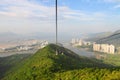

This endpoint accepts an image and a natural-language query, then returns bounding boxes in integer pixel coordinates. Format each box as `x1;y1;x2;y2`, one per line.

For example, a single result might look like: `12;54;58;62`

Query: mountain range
0;32;75;43
85;32;112;42
96;30;120;47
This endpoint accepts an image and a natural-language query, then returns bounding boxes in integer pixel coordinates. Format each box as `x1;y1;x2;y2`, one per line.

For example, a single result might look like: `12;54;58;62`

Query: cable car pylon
55;0;58;55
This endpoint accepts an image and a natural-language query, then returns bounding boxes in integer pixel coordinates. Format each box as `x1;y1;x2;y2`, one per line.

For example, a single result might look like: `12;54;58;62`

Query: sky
0;0;120;35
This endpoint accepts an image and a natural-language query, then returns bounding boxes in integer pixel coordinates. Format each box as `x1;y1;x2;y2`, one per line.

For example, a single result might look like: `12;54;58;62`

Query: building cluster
70;38;117;54
93;43;115;54
71;38;91;47
16;40;48;51
0;40;49;52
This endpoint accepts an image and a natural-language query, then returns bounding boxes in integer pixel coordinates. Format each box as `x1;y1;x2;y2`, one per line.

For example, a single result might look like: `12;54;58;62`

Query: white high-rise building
93;43;115;54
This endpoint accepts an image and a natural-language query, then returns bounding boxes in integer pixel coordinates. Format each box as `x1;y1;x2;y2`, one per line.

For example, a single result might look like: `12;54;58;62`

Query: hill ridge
1;44;116;80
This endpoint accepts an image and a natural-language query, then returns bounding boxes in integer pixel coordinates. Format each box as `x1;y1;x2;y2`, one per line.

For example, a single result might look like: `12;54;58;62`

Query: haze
0;0;120;35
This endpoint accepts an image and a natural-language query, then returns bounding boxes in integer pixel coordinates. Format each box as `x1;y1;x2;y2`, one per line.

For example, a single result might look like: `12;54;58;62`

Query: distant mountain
85;32;112;42
0;32;74;43
28;32;76;42
0;32;54;43
0;32;25;43
113;30;120;34
0;32;19;39
0;32;17;36
1;44;120;80
96;30;120;47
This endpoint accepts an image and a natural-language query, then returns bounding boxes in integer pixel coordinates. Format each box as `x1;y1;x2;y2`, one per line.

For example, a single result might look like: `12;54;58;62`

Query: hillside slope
96;31;120;47
1;44;120;80
85;32;112;41
0;54;31;79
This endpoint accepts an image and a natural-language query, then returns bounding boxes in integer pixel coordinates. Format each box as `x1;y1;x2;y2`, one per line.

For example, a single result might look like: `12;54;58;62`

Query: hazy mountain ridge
113;30;120;34
0;32;26;43
85;32;112;41
0;32;74;43
96;30;120;47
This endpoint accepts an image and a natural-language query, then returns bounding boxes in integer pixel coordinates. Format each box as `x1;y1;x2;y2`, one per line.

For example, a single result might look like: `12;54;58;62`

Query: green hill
1;44;120;80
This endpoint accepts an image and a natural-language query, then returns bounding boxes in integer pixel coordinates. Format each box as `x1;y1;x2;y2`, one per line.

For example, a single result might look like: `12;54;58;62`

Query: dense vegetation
0;44;120;80
0;54;32;79
101;54;120;66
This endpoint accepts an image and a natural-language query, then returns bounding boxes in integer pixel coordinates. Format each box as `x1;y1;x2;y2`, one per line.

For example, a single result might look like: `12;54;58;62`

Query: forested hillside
1;44;120;80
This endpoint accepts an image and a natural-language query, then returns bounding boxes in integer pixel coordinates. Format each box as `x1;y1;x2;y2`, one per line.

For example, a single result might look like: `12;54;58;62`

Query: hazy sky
0;0;120;35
